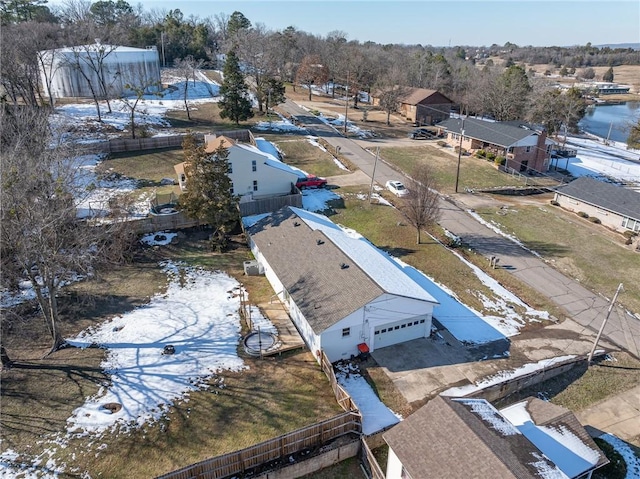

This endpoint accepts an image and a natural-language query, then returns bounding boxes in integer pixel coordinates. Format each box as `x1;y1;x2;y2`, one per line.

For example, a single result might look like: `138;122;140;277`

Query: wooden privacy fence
155;411;361;479
131;212;201;235
360;437;385;479
320;351;360;413
238;192;303;217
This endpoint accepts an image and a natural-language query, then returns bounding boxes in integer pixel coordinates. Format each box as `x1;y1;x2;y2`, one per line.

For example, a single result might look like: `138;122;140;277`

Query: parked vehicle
408;128;435;140
296;174;327;189
385;180;409;197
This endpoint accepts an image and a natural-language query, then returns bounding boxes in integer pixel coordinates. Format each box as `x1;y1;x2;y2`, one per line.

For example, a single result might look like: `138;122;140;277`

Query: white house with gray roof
244;207;439;363
554;177;640;233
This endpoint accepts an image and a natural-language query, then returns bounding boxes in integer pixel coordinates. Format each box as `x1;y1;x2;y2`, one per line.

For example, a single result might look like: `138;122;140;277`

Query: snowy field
4;73;640;477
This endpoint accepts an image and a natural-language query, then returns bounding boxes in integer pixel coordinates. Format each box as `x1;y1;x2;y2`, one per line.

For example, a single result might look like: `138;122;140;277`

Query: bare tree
66;42;119;120
0;107;135;354
295;54;329;101
402;164;441;244
120;73;163;139
174;55;203;120
375;64;409;125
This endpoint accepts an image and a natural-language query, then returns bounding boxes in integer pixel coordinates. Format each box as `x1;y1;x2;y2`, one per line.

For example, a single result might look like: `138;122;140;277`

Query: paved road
279;99;640;358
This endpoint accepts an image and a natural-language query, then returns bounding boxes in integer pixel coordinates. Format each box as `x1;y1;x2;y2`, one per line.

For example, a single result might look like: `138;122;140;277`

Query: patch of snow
65;262;247;434
139;231;177;246
529;452;570;479
301;188;341;212
441;355;576;397
563;136;640;184
334;362;400;435
455;398;520;436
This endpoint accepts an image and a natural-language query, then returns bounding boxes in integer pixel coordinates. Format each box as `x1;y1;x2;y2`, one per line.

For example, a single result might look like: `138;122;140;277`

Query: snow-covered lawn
335;362;400;435
563;136;640;184
66;261;248;434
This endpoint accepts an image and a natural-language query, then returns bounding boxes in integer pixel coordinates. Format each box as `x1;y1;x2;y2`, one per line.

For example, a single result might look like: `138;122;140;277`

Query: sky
122;0;640;48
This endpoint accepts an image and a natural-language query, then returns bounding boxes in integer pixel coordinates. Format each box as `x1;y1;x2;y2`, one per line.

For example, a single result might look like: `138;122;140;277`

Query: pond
579;101;640;144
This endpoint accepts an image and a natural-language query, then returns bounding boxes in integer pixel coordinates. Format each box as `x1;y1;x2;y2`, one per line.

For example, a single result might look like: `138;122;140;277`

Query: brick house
437;117;554;173
371;87;453;125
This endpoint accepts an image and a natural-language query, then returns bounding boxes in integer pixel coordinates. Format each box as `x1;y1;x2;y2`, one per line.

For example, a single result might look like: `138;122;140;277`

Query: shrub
550;200;560;206
486;152;496;161
454;146;467;155
593;438;627;479
437;140;447;147
476;149;486;158
495;156;506;166
588;217;601;224
577;211;589;218
623;230;638;239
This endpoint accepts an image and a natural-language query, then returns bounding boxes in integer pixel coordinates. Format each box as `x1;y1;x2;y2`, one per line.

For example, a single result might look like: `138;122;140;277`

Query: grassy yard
273;136;349;178
332;185;563;326
0;235;341;478
379;144;558;194
472;202;640;314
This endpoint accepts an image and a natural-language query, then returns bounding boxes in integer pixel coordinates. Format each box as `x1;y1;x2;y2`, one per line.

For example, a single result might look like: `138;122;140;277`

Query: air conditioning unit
243;260;264;276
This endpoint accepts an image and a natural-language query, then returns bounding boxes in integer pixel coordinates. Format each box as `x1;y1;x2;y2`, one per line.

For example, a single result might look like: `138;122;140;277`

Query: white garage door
373;318;426;350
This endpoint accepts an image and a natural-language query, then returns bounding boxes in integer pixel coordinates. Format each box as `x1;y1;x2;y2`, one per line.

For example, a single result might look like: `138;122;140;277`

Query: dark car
296;174;327;189
408;128;435;140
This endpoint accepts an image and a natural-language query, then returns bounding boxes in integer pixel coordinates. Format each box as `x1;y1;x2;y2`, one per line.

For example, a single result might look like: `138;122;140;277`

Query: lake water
579;101;640;144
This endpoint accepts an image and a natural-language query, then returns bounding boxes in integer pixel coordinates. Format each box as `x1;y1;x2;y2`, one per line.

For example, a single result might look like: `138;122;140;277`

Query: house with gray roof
383;395;608;479
437;117;554;173
554;177;640;234
244;206;439;363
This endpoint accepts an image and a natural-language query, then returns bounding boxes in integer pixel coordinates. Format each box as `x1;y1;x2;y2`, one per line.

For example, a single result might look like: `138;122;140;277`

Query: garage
374;318;427;350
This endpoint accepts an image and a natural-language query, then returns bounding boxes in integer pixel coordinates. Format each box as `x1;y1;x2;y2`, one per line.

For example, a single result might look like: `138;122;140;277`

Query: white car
385;180;409;197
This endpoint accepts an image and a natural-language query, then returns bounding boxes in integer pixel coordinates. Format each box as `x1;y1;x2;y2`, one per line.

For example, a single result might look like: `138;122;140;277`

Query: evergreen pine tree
602;67;614;83
219;50;254;125
627;119;640;150
178;134;239;251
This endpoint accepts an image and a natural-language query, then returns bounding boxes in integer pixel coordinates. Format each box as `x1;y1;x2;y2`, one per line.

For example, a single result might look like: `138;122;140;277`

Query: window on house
414;321;419;326
227;163;233;174
252;160;257;172
401;324;406;328
381;329;387;333
253;180;258;191
229;183;234;195
419;319;425;324
394;326;399;330
342;327;350;337
526;146;532;153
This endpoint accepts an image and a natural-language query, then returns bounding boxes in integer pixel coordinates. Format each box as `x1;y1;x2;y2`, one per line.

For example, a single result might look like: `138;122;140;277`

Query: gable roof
245;207;437;334
554;177;640;221
204;135;236;153
399;87;452;106
383;396;606;479
438;117;539;148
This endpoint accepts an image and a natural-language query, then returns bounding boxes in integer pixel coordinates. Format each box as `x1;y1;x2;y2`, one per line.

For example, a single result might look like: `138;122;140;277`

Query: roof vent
316;239;324;245
294;221;300;227
340;263;349;269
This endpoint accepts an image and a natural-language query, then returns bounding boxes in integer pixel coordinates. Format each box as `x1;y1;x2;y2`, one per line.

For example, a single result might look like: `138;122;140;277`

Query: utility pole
344;71;349;135
161;32;166;68
369;147;380;203
454;116;465;193
587;283;623;364
605;121;613;145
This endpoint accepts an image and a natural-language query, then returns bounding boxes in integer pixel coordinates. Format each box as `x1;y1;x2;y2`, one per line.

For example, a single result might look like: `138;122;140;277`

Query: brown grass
472;202;640;314
0;234;341;478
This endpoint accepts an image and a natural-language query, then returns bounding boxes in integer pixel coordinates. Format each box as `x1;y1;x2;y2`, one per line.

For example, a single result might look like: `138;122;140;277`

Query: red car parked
296;174;327;189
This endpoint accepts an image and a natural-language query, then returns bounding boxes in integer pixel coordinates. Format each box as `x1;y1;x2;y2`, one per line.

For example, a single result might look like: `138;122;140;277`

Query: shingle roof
438;117;539;148
399;87;439;105
245;207;437;334
383;396;607;479
554;177;640;221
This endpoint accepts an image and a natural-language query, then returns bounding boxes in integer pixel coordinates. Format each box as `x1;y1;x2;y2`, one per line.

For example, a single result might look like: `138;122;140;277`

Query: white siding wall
512;135;539;148
385;448;404;479
229;148;298;199
554;193;631;233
